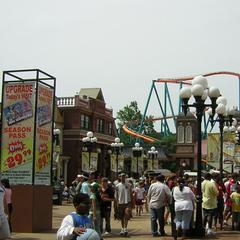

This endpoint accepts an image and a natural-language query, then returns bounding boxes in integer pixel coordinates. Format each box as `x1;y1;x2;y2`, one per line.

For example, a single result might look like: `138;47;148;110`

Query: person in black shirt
100;177;115;235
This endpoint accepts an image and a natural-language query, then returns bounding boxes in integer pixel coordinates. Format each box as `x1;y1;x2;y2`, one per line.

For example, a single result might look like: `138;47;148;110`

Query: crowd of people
0;169;238;239
56;171;240;240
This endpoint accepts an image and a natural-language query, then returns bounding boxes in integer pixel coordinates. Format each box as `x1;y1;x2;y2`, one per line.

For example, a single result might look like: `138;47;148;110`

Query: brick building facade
57;88;116;184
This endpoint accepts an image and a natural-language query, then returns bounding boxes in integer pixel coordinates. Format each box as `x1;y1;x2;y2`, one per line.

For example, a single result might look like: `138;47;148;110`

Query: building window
97;118;104;133
107;122;113;135
177;125;184;143
81;115;90;130
185;125;192;143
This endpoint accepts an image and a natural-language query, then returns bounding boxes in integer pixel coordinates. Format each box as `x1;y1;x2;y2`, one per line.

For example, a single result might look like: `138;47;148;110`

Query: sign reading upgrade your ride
1;82;36;184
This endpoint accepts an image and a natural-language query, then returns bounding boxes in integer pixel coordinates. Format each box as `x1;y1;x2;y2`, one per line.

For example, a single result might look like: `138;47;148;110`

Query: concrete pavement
11;202;240;240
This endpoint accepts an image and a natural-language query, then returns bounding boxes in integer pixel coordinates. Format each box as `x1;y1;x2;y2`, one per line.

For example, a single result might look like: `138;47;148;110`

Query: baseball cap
77;174;87;179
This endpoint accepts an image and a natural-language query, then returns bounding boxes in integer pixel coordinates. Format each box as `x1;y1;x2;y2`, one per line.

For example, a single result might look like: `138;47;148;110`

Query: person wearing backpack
57;193;100;240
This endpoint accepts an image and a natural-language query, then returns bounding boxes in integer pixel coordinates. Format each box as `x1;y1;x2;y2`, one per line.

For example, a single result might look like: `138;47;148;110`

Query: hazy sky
1;0;240;130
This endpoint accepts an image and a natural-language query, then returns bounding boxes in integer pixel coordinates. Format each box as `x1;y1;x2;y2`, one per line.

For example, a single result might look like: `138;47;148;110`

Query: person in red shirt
224;174;238;226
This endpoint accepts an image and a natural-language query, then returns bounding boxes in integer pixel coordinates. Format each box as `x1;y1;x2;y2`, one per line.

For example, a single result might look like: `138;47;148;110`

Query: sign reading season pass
1;82;36;184
34;83;54;185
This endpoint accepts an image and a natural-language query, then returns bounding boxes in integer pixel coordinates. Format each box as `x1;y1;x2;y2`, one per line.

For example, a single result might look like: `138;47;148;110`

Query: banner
110;154;115;172
110;154;124;172
131;156;143;175
223;142;235;164
235;145;240;168
138;156;144;174
1;82;36;184
90;152;98;172
207;132;235;173
82;152;89;172
147;159;158;171
147;160;153;171
118;155;124;172
82;152;98;172
34;83;54;185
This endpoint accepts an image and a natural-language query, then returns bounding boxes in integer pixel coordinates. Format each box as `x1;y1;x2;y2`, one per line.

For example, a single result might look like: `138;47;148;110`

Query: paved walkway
11;202;240;240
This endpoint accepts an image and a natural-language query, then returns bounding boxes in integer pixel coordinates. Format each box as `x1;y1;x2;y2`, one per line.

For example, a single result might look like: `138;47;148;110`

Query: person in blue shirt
81;172;95;196
57;193;99;240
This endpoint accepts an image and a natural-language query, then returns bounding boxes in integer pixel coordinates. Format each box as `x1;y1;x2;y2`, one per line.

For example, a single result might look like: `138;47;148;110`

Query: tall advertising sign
34;83;54;185
1;82;36;184
207;132;235;173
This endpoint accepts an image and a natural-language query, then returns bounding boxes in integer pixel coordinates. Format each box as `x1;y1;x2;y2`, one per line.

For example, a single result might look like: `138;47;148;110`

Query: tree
116;101;156;144
116;101;141;129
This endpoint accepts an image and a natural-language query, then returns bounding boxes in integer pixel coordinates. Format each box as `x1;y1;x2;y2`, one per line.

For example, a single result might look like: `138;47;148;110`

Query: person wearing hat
81;172;95;197
75;174;87;194
115;173;133;236
89;182;102;239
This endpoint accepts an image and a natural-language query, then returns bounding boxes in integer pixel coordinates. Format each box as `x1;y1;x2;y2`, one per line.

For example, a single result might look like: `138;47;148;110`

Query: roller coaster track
155;71;240;82
122;125;160;143
123;71;240;141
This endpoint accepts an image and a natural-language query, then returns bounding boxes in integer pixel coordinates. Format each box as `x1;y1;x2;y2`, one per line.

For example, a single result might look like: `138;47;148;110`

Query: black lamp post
82;131;97;172
53;128;61;178
53;128;61;146
132;142;143;178
179;160;187;177
148;146;158;170
180;76;220;237
208;104;237;182
111;137;124;176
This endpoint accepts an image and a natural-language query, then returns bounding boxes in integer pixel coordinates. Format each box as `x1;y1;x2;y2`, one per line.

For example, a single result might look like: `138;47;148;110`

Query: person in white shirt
115;173;133;236
147;175;171;237
173;177;195;239
0;184;11;240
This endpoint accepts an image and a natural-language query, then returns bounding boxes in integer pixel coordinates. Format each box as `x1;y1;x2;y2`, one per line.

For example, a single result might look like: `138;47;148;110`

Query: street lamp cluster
148;146;158;170
179;75;221;237
132;143;143;178
82;131;97;172
111;137;124;175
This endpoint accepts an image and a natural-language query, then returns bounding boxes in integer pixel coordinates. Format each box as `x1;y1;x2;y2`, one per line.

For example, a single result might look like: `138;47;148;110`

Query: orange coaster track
155;71;240;83
122;125;160;143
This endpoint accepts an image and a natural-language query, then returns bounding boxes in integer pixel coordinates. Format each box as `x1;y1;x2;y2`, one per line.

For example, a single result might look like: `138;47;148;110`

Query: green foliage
116;101;156;144
116;101;141;129
116;101;176;150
